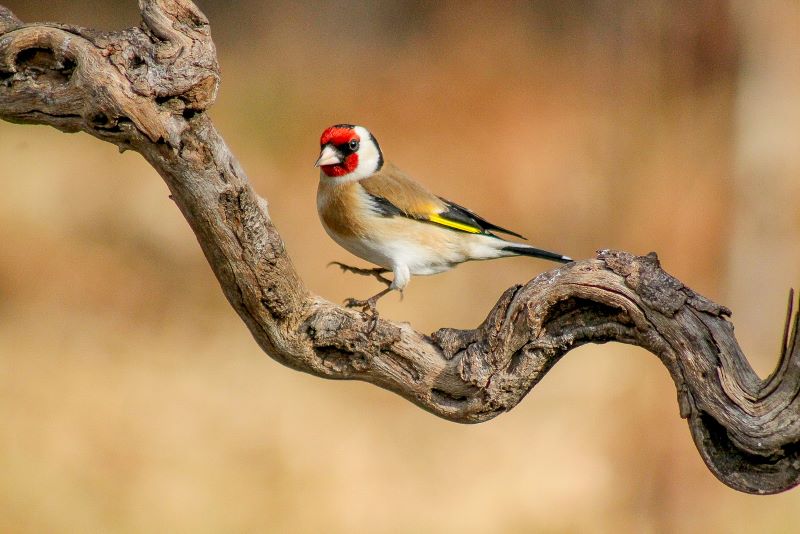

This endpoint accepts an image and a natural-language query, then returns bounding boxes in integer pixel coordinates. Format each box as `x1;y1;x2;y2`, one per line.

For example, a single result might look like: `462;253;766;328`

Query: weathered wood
1;0;798;495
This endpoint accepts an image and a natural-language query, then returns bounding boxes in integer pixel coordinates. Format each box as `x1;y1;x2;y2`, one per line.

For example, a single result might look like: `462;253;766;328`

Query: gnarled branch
1;1;798;495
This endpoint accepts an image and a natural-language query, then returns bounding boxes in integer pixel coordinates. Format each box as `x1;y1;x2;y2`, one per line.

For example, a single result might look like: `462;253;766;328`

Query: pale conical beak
314;145;342;167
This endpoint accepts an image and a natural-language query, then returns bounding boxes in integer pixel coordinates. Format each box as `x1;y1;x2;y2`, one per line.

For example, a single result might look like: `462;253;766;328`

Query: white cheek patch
352;125;382;179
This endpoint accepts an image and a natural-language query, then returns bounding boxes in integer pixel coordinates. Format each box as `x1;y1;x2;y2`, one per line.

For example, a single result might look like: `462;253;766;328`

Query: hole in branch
16;47;55;68
543;296;631;338
90;113;109;125
508;348;528;375
60;58;76;76
180;8;207;29
92;115;133;134
15;48;75;83
130;53;145;68
697;411;791;467
431;388;470;408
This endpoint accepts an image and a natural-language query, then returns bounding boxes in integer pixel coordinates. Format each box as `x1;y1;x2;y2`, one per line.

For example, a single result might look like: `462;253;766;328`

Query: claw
343;286;393;324
329;261;392;287
344;296;379;316
344;296;381;330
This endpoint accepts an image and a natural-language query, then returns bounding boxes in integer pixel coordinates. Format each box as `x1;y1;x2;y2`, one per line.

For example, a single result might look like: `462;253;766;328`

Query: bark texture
1;1;799;495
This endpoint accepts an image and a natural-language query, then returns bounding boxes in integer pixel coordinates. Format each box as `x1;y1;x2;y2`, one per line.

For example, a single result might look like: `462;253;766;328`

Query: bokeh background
1;0;799;532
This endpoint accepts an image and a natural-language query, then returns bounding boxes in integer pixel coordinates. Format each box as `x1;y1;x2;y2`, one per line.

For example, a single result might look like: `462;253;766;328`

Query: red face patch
320;125;359;147
321;154;358;177
319;125;361;177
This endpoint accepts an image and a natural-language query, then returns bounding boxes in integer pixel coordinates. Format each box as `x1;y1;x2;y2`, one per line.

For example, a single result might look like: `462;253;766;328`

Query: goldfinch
315;124;571;314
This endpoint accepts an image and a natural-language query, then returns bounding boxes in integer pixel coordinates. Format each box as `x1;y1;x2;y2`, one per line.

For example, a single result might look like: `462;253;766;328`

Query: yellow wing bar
428;214;482;234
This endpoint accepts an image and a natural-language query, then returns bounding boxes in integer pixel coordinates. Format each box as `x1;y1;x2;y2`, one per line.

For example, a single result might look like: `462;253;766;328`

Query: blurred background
1;0;799;531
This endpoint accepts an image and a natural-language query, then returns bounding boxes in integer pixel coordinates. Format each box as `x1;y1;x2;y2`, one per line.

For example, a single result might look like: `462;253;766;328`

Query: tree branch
1;0;798;495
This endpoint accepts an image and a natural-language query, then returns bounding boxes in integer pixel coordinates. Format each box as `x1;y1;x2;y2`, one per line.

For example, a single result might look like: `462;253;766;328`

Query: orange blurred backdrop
1;1;799;531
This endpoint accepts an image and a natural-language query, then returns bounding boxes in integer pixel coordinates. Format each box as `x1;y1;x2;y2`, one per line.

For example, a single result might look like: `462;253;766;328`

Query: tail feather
502;244;572;264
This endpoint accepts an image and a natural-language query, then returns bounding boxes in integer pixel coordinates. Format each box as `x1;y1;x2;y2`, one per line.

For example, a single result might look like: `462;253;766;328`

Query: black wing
436;197;527;239
363;186;526;239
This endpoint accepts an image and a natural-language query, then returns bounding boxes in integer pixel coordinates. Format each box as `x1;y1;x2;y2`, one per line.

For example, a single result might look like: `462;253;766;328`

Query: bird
315;123;572;315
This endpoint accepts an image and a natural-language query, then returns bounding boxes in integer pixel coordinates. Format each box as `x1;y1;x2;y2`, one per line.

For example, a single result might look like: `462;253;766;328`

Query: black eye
349;139;359;151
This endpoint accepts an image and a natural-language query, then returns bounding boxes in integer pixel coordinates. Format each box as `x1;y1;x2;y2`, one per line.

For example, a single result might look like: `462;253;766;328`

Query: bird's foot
329;261;392;287
344;296;380;317
344;295;382;330
343;287;392;329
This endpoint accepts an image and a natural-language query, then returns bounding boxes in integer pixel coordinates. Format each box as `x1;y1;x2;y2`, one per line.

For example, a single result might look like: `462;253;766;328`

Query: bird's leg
328;261;392;287
344;287;394;318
